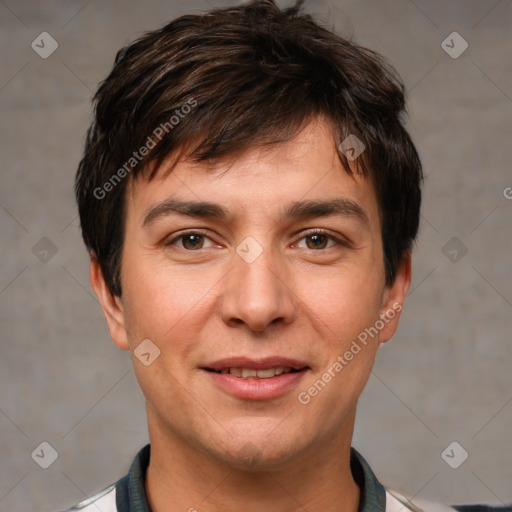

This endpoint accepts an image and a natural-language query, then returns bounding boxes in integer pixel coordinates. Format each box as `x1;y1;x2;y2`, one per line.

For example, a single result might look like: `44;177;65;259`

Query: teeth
215;367;298;379
255;368;276;379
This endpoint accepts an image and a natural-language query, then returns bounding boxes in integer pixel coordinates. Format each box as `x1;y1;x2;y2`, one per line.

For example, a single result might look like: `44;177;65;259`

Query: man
67;0;509;511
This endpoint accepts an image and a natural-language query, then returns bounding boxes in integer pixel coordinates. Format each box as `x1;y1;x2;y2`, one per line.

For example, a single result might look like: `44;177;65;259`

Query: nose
219;245;297;332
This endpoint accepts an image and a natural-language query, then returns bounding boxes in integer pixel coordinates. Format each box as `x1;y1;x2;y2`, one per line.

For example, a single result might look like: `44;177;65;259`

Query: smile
203;366;309;400
206;367;303;379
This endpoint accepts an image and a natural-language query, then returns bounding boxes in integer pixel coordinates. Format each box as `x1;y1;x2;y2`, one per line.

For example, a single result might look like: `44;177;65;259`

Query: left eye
295;232;343;250
167;232;215;250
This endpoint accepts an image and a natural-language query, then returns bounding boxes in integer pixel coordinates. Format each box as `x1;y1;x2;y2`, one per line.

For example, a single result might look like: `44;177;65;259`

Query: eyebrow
142;198;369;228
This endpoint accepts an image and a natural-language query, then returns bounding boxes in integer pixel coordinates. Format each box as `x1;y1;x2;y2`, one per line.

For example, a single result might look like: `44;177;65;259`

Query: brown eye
166;231;214;250
295;230;349;251
181;234;205;250
305;233;329;250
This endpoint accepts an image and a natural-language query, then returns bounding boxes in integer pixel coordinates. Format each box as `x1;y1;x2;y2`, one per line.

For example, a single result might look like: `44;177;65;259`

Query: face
91;117;410;470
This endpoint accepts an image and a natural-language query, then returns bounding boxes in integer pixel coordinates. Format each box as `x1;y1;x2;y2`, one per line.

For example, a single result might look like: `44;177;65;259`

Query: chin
208;430;306;471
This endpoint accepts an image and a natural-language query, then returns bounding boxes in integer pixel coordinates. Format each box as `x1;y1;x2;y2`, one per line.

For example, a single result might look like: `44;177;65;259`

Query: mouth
201;357;310;400
203;366;307;379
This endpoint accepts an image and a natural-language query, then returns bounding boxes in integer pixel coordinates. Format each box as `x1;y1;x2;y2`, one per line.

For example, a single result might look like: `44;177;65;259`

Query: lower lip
203;369;309;400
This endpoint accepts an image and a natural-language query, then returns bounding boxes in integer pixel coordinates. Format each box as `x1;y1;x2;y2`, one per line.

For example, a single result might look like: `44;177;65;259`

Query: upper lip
203;357;310;371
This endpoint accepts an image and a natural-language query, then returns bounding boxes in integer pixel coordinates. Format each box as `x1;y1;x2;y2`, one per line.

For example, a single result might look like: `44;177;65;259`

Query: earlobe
378;253;412;345
89;254;130;351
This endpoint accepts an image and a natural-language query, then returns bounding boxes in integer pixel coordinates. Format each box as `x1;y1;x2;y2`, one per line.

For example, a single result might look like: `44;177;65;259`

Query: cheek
120;258;221;369
123;257;200;325
122;270;207;405
295;264;384;341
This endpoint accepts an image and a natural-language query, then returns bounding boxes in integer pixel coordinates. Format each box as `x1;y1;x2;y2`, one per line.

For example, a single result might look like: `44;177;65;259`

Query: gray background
1;0;511;510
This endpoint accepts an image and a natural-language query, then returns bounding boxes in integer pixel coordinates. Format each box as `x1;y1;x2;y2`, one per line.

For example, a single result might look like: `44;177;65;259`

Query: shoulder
59;444;150;512
60;483;117;512
352;447;510;512
387;489;457;511
386;489;512;512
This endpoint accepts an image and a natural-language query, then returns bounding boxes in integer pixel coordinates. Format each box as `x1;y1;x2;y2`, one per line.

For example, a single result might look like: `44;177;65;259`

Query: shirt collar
115;444;387;512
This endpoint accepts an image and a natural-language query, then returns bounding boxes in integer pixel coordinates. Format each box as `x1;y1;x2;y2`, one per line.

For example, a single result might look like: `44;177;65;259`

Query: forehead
126;118;380;230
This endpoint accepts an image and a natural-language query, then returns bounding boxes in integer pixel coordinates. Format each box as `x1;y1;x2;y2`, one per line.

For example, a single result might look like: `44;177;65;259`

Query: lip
201;356;310;401
204;368;309;400
203;356;309;371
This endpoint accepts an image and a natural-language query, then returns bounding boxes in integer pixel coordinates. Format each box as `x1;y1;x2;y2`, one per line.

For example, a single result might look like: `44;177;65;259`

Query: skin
90;116;411;512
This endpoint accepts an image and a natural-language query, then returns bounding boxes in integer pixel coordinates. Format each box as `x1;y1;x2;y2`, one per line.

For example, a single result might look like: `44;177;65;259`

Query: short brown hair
75;0;422;297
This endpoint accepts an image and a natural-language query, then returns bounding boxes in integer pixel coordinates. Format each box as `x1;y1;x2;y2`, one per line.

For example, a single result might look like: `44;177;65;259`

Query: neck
145;413;360;512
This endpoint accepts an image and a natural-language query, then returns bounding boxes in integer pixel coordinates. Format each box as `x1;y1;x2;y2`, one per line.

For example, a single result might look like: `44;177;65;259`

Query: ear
378;252;411;345
89;254;130;351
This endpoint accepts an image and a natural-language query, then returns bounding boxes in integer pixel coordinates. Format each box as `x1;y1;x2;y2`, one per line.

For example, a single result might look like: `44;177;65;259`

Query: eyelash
299;229;351;249
165;230;212;249
165;229;350;250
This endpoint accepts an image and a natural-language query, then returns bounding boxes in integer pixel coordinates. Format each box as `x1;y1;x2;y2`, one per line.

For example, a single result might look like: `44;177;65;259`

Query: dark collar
115;444;387;511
